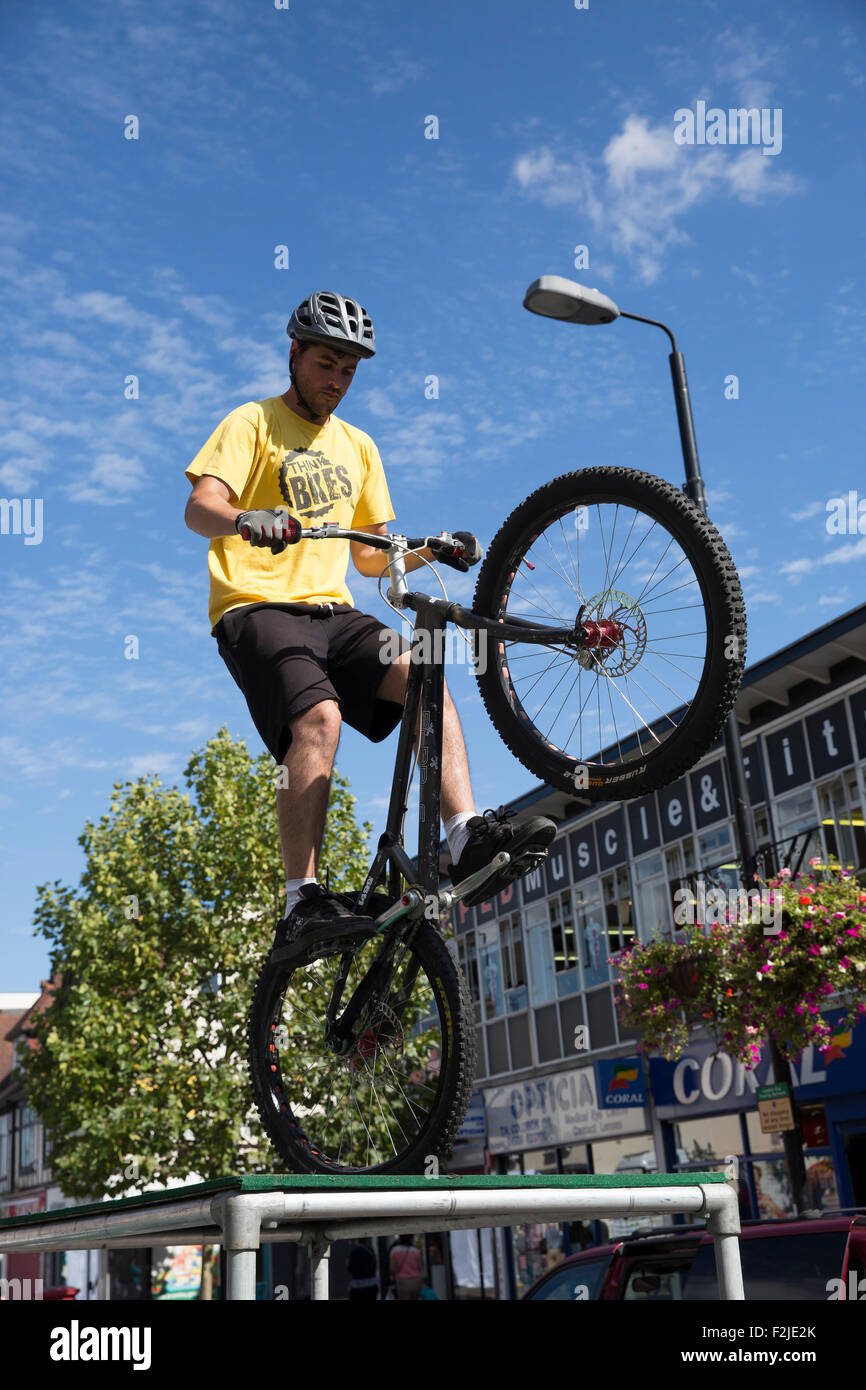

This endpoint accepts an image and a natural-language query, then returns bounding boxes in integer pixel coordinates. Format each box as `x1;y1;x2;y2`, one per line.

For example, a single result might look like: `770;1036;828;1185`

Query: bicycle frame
298;525;577;913
281;524;580;1056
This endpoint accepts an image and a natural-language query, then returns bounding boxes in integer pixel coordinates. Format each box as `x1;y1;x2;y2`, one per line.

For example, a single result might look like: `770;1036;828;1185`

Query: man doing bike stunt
184;290;555;950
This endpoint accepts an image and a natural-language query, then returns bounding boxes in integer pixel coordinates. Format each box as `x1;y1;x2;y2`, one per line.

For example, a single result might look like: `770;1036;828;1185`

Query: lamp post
523;276;809;1214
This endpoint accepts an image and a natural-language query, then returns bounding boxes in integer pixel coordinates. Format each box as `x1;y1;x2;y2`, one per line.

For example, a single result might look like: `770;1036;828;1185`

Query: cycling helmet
286;291;376;358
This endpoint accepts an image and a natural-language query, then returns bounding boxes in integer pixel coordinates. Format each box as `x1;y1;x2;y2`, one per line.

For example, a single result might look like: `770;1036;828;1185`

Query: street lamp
524;275;809;1213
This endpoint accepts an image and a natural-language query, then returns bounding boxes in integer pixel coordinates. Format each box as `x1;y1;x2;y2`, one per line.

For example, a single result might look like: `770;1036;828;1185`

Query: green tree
18;727;372;1202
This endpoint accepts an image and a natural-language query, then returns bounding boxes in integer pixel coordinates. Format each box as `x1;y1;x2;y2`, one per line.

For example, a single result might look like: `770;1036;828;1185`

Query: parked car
523;1212;864;1301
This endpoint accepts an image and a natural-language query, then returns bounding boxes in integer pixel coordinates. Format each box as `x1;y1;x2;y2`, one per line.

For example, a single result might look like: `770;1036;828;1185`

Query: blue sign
455;1090;487;1144
650;1011;864;1120
595;1057;647;1108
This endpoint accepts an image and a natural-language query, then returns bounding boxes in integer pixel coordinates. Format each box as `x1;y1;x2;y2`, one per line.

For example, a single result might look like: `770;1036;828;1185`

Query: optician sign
484;1064;647;1154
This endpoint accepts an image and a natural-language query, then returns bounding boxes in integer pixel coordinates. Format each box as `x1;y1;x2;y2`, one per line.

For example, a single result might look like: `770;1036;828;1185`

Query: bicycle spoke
486;491;718;771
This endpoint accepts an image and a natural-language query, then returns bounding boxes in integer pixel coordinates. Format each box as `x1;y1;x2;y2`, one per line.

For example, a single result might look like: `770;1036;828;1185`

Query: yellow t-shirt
185;396;395;632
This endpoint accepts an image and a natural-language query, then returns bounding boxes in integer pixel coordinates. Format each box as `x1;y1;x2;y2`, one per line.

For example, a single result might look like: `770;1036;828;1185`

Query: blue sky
2;0;864;988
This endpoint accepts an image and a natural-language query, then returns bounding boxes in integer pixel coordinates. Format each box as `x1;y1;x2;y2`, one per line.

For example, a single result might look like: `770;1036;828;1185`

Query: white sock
285;876;317;915
444;811;478;864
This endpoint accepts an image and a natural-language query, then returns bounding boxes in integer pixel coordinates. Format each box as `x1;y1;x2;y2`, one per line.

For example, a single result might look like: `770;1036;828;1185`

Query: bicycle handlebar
248;519;465;554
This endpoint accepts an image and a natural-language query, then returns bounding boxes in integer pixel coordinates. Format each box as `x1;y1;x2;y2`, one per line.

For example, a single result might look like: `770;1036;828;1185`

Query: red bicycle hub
579;617;623;651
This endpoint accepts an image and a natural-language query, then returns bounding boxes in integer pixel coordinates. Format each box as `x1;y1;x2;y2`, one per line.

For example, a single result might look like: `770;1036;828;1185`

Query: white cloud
512;112;801;284
66;451;147;506
731;266;761;287
788;501;827;522
780;537;866;576
126;752;183;779
369;53;425;96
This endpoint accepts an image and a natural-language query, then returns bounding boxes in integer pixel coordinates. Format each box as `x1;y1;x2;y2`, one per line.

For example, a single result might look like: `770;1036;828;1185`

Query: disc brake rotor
344;1002;404;1073
576;589;647;677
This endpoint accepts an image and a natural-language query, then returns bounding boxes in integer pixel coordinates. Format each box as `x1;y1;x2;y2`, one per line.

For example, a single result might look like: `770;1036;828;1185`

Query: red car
522;1212;864;1301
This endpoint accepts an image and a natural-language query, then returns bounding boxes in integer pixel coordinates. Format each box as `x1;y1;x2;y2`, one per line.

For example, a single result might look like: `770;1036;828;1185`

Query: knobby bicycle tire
472;467;746;801
248;918;476;1175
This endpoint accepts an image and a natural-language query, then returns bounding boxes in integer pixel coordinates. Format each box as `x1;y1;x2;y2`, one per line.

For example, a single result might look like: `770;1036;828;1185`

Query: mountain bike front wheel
472;467;746;801
248;916;475;1174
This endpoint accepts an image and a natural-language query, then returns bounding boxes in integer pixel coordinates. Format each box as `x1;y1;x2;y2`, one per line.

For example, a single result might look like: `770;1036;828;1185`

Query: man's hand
429;531;483;572
234;508;301;554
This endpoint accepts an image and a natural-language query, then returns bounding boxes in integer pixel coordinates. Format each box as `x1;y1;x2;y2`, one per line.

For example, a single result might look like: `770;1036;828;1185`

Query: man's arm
184;475;243;538
350;522;433;577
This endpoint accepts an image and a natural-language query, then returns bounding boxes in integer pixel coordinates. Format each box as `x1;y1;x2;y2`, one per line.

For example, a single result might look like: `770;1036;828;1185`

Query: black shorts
214;601;411;763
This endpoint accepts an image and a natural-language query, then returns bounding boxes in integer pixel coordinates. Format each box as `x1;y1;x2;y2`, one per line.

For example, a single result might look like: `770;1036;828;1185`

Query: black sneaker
449;807;557;907
272;883;379;955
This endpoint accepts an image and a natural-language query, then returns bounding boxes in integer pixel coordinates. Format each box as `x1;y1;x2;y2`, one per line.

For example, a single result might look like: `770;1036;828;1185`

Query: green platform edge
0;1171;727;1231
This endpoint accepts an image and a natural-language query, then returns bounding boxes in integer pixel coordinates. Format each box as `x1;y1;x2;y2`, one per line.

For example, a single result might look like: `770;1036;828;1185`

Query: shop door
840;1122;866;1207
817;774;866;874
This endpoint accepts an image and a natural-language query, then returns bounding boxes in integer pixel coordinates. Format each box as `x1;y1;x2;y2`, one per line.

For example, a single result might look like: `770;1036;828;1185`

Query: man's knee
286;699;342;749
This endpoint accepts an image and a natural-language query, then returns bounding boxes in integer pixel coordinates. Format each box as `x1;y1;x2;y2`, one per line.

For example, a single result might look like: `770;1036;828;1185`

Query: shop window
574;882;607;988
697;825;734;863
671;1114;744;1165
511;1149;568;1296
633;852;673;943
772;787;821;871
800;1104;829;1149
817;772;866;874
664;844;686;920
745;1111;788;1157
0;1112;10;1187
590;1133;655;1239
18;1106;37;1174
748;1159;795;1220
525;903;556;1007
550;890;579;996
459;932;482;1020
804;1155;839;1211
591;1133;655;1176
500;913;528;1013
477;923;504;1019
602;866;633;957
560;1143;590;1175
695;828;738;899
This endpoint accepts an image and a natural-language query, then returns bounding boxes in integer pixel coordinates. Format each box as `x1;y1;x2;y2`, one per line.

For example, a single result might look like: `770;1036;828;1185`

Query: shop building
442;603;866;1297
0;986;101;1298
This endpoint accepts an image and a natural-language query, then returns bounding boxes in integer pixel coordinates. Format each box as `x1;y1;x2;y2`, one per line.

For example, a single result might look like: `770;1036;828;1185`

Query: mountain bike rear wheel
472;467;745;801
248;916;475;1174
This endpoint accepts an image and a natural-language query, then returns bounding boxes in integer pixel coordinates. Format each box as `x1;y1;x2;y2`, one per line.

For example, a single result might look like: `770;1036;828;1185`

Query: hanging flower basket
611;870;866;1065
668;953;704;1001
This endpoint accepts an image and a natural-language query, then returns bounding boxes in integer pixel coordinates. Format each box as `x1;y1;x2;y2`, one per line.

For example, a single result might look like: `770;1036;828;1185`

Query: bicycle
247;466;746;1173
